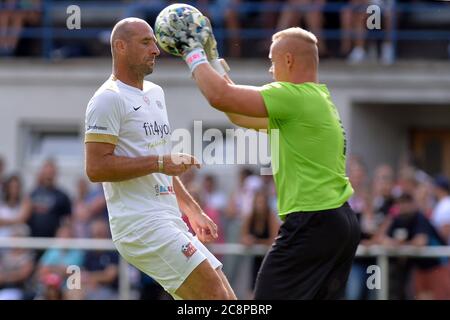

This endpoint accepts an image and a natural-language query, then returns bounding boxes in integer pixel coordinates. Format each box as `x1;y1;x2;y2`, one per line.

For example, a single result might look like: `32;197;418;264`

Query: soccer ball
154;3;209;56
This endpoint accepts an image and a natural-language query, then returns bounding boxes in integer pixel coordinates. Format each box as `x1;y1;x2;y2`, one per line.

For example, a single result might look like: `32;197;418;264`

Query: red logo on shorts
181;242;197;258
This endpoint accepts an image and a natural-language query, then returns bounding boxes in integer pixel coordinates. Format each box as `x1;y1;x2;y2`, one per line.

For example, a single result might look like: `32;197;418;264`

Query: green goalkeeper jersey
260;82;354;218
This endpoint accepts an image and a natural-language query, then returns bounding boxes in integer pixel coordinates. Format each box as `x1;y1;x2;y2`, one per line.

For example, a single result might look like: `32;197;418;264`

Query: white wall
1;59;450;197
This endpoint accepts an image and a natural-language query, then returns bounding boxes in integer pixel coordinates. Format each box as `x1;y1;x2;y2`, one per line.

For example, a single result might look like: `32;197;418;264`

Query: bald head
268;27;319;83
111;18;151;57
272;28;318;68
110;17;160;81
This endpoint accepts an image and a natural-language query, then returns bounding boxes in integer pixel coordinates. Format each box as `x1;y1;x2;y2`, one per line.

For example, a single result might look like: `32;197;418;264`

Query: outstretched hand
188;211;218;243
161;153;200;176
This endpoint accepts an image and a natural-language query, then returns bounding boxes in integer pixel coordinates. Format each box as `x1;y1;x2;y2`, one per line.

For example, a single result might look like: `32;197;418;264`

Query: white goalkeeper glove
164;11;210;73
203;17;230;77
158;12;229;75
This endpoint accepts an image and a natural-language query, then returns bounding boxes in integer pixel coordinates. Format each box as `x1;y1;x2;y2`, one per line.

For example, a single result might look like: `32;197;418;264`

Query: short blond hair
272;27;317;45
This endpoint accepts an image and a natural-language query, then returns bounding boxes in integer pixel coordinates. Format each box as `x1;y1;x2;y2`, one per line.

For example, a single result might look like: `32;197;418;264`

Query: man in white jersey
84;18;236;300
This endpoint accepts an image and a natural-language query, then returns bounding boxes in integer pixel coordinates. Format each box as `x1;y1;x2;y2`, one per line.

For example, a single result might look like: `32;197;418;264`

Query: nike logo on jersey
133;106;142;111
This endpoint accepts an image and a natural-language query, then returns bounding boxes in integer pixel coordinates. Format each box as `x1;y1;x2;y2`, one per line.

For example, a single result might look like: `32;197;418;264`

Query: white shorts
113;218;222;298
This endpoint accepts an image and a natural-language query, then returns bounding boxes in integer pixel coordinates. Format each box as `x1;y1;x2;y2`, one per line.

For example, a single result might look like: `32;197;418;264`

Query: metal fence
7;0;450;59
1;237;450;300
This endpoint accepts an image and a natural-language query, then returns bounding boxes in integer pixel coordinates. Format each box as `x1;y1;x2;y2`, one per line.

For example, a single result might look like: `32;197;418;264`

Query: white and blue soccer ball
154;3;209;56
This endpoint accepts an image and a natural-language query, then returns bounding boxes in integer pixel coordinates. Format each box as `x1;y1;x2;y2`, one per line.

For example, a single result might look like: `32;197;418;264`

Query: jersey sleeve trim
85;133;118;145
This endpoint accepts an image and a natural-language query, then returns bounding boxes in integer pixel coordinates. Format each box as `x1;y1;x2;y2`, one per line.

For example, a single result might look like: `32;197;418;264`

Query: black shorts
254;202;360;300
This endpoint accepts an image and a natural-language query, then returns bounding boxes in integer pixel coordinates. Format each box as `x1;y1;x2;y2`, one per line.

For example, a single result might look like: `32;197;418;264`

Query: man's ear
114;39;126;55
285;52;293;69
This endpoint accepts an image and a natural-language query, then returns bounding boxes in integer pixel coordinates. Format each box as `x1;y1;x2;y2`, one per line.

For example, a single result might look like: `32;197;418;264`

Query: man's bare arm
85;142;159;182
85;142;199;182
173;177;202;218
173;177;218;242
192;63;268;118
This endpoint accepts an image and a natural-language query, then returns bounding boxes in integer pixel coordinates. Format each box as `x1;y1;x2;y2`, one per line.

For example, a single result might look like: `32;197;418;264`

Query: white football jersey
85;75;181;241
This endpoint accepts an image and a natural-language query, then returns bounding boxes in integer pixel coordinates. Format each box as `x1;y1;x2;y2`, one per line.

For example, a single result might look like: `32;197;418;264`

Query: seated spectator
277;0;328;56
81;219;119;300
36;219;84;299
123;0;167;26
195;0;246;57
197;0;281;57
340;0;369;63
0;0;41;56
341;0;396;64
0;224;36;300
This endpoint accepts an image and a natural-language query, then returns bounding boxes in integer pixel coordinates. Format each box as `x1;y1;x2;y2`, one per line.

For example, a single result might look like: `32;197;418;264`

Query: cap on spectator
433;175;450;192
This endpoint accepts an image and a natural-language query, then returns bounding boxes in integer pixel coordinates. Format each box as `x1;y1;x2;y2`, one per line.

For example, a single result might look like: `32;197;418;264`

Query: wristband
158;155;164;172
210;58;230;76
184;48;208;73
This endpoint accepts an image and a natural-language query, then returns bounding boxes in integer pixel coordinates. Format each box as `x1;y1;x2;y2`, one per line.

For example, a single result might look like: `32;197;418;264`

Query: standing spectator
82;219;119;300
414;180;434;220
431;175;450;245
23;159;72;238
378;193;450;300
393;166;418;200
0;174;24;237
240;190;279;298
372;164;395;219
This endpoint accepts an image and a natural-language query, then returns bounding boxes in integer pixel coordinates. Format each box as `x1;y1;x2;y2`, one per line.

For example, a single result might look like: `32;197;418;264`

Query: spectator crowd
0;152;450;300
1;0;449;63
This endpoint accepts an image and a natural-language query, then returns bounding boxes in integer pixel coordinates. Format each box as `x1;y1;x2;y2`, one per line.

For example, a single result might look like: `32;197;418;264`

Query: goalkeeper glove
203;17;230;77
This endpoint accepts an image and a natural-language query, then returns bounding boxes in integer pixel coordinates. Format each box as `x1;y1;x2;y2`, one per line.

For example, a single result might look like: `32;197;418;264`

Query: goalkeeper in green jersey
159;11;361;299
